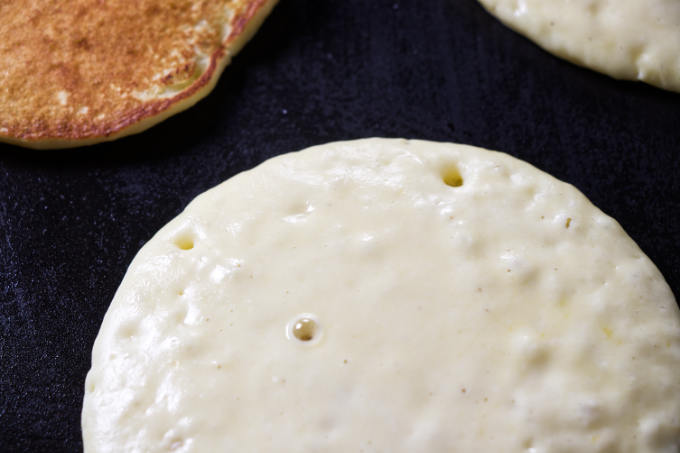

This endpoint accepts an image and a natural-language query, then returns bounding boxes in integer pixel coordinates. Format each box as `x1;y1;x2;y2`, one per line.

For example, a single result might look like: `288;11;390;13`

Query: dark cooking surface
1;1;678;451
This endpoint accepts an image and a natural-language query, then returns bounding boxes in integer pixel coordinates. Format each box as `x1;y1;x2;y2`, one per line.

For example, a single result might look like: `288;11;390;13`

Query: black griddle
1;1;678;451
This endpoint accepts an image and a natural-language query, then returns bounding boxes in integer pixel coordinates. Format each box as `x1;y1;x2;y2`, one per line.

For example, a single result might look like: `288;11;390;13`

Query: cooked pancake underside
0;0;277;149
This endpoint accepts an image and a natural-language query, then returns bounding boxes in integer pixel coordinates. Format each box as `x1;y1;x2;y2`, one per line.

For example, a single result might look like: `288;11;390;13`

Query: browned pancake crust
0;0;276;147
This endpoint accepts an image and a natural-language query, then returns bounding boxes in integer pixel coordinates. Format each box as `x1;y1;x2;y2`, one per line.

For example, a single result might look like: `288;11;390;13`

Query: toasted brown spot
0;0;277;147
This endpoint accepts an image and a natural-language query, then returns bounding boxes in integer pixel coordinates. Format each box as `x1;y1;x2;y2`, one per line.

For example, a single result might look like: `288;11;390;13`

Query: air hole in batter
287;314;322;344
293;318;316;341
442;165;463;187
174;234;194;250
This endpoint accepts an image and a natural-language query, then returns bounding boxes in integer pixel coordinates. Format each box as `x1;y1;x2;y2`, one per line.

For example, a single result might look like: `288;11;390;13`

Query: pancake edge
477;0;680;93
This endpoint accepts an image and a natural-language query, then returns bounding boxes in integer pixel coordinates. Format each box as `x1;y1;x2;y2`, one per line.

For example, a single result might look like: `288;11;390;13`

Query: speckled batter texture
478;0;680;92
83;139;680;452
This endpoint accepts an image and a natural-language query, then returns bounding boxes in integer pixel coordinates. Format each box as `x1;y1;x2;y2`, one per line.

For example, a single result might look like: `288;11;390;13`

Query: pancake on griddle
477;0;680;92
83;139;680;452
0;0;278;149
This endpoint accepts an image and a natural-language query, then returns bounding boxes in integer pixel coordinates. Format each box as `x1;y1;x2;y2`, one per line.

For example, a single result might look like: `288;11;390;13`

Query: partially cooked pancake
82;139;680;452
477;0;680;92
0;0;277;149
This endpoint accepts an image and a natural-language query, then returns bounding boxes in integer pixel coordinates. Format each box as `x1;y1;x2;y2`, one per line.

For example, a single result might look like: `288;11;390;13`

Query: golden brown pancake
0;0;278;149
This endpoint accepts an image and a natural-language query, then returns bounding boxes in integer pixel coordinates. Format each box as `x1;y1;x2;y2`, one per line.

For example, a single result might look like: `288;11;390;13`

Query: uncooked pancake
477;0;680;92
82;139;680;452
0;0;278;149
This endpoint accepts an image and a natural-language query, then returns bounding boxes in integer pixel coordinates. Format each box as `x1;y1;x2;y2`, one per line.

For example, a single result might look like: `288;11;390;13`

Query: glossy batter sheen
82;139;680;452
477;0;680;92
